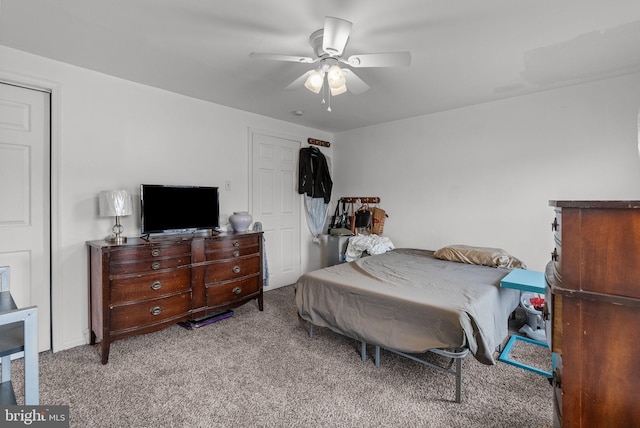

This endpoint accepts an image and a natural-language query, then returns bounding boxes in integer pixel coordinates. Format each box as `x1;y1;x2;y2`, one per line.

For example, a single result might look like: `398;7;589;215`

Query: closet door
0;82;51;351
250;131;301;288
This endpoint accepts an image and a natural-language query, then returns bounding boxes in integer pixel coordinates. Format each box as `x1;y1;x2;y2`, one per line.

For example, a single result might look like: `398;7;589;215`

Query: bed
294;247;522;402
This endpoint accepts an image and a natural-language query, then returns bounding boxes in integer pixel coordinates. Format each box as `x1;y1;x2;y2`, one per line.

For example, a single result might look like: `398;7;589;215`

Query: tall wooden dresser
546;201;640;427
88;231;263;364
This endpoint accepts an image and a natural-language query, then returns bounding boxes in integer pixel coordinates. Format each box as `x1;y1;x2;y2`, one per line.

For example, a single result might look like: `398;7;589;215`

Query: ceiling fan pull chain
322;75;327;106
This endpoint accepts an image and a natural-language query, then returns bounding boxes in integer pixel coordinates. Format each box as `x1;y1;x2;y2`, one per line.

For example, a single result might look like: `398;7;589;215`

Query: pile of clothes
345;234;395;262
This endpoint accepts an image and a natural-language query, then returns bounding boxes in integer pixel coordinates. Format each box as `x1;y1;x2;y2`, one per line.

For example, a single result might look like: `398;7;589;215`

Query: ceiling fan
250;16;411;108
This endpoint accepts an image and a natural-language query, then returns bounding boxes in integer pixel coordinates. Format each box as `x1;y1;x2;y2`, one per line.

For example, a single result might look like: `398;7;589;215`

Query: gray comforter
295;248;520;365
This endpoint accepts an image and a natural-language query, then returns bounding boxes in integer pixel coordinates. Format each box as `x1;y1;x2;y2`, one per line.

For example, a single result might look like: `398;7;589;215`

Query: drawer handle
233;250;240;257
233;286;242;295
233;241;240;248
551;218;559;232
151;262;161;270
551;248;558;262
151;281;163;290
232;266;241;274
151;249;161;257
150;306;163;316
542;302;550;321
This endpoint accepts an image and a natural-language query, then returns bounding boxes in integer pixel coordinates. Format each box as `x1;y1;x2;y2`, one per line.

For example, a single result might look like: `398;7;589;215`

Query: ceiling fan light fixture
304;70;324;94
251;15;409;107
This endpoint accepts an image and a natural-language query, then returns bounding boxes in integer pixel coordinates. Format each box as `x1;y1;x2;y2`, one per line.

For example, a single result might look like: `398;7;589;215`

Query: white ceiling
2;0;640;133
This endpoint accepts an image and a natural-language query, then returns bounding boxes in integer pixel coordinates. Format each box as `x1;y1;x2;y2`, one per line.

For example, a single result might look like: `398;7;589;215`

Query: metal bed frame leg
308;327;369;365
371;345;468;403
302;319;465;403
455;357;462;404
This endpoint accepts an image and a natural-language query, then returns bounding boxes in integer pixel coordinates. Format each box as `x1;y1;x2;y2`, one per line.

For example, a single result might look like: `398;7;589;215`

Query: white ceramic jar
229;211;252;232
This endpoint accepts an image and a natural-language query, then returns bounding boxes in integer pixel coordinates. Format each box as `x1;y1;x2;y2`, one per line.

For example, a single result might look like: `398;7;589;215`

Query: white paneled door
0;82;51;351
250;131;301;288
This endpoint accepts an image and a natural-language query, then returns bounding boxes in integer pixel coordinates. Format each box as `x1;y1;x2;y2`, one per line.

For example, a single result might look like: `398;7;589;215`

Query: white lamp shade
304;70;324;94
327;66;347;96
330;84;347;96
327;65;344;85
99;190;133;217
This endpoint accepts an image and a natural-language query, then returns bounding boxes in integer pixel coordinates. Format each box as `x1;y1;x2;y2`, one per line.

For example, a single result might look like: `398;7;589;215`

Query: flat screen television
140;184;220;235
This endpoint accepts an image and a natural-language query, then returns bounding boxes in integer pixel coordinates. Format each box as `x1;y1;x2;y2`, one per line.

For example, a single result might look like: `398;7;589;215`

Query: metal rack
339;197;380;204
307;138;331;148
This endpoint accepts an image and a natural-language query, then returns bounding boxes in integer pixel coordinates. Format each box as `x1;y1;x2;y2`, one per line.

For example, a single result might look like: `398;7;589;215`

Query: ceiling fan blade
345;52;411;68
322;16;353;56
249;52;316;64
342;69;370;94
285;71;314;90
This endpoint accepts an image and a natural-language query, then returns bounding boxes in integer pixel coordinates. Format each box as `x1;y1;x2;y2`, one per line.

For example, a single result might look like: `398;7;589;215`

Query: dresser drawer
110;255;191;276
110;268;191;304
109;242;191;263
205;236;260;260
206;276;260;308
204;255;261;283
111;292;191;332
551;210;562;278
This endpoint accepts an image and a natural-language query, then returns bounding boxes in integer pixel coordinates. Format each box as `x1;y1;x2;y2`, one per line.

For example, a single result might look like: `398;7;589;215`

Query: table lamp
99;189;133;244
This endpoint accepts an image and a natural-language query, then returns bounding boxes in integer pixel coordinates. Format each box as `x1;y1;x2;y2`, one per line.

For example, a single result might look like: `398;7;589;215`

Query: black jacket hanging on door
298;146;333;204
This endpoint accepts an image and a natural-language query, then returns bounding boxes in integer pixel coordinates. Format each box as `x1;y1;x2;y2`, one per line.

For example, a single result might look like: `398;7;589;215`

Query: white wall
333;73;640;272
0;46;332;351
5;41;640;352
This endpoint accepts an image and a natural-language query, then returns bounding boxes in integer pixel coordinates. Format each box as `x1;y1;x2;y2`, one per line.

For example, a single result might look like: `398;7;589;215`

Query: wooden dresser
88;231;263;364
545;201;640;427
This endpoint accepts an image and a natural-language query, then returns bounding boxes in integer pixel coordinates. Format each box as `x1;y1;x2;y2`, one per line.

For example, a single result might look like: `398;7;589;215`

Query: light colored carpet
11;285;553;427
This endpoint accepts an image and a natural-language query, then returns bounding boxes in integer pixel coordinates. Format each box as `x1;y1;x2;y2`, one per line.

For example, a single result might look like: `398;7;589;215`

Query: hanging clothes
304;196;329;244
298;146;333;243
298;146;333;204
252;222;269;287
